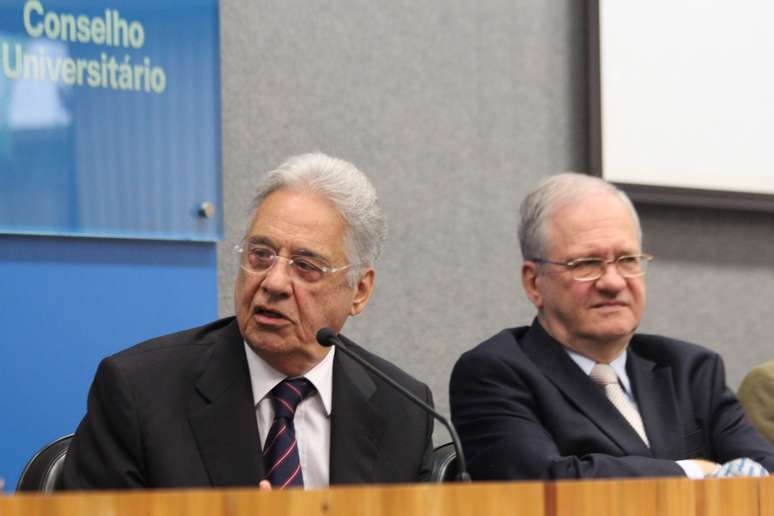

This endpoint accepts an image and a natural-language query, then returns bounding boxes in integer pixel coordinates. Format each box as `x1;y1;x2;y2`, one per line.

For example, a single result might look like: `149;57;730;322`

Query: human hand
688;459;722;477
259;480;273;491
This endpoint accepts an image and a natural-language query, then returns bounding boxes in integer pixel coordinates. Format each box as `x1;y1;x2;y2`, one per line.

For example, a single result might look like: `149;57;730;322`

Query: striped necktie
589;363;650;447
262;377;314;488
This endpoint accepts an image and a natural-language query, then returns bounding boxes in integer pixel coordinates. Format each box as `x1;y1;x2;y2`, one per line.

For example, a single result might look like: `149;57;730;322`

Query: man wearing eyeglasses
63;153;434;490
450;172;774;480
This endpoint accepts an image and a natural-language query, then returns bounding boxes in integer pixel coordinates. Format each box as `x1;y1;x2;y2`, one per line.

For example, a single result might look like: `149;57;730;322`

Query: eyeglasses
234;242;356;283
529;254;653;282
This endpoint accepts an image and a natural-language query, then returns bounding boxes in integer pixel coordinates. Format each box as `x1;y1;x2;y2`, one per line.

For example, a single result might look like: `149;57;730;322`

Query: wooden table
2;477;773;516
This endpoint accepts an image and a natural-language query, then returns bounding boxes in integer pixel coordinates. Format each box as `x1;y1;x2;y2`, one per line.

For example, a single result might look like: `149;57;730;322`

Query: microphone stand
317;328;471;482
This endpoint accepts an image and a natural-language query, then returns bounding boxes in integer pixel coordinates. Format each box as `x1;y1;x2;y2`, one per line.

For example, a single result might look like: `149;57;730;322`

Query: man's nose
260;257;294;295
595;261;627;291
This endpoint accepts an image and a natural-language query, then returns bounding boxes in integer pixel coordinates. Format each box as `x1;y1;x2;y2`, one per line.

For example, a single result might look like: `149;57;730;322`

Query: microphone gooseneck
315;327;471;482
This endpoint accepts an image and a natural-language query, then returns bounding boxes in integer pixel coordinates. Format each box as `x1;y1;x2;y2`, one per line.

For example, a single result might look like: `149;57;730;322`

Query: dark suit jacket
62;317;434;489
449;320;774;480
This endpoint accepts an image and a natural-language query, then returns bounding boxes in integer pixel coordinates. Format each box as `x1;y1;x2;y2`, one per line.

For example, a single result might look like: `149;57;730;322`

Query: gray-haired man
64;153;434;489
450;172;774;480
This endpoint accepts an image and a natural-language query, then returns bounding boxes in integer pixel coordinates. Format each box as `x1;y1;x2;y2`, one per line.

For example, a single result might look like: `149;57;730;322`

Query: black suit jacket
449;320;774;480
62;317;434;489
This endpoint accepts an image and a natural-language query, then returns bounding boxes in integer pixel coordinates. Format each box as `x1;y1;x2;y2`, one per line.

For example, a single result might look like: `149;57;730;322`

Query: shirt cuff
676;460;707;479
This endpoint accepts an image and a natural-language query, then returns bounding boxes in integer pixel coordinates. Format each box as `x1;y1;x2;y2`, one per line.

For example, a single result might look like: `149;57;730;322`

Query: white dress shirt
244;342;334;489
563;346;704;479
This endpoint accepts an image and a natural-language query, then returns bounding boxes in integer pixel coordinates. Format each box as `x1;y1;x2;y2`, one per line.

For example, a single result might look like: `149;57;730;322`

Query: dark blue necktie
262;377;314;488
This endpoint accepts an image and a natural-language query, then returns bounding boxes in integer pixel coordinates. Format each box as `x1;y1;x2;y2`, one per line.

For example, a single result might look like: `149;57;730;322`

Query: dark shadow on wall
566;0;590;172
0;235;214;268
637;203;774;269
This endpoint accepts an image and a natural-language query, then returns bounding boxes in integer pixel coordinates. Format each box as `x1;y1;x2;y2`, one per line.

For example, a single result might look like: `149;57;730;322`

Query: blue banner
0;0;221;241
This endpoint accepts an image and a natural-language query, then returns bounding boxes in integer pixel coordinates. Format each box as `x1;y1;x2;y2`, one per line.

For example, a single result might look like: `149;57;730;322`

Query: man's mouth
592;300;627;309
254;306;289;321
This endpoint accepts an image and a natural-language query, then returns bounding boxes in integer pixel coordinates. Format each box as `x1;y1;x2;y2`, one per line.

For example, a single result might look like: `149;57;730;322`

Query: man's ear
350;268;375;316
522;261;543;309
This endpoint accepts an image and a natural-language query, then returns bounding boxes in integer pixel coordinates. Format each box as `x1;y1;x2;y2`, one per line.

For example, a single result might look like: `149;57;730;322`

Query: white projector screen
592;0;774;209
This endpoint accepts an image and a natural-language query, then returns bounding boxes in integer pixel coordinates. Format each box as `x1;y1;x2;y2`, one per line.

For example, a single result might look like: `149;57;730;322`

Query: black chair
431;442;459;482
16;434;73;492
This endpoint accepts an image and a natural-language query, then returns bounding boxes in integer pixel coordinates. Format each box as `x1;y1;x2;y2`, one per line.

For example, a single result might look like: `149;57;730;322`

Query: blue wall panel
0;235;218;491
0;0;222;241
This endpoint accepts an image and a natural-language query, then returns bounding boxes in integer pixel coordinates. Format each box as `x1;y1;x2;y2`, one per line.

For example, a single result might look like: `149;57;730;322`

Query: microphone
316;327;471;482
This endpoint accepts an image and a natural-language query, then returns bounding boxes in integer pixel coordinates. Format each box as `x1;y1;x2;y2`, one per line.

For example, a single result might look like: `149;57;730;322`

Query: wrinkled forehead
244;188;349;259
544;193;642;255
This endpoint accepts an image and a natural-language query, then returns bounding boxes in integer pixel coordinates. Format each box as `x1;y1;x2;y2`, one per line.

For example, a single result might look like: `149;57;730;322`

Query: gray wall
218;1;774;442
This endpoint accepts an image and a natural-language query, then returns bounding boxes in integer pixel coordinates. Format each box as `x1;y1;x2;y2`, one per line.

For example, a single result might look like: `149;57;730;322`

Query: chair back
16;434;73;492
431;442;458;482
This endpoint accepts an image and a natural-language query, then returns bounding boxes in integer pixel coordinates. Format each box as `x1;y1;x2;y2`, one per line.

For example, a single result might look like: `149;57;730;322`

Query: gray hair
250;152;387;284
518;172;642;260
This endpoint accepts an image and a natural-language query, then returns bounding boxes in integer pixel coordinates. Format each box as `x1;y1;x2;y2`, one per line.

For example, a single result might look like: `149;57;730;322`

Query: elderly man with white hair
450;172;774;480
63;153;434;490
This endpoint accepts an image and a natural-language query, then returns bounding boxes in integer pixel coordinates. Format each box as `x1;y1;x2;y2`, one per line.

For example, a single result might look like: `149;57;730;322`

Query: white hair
518;172;642;260
251;152;387;284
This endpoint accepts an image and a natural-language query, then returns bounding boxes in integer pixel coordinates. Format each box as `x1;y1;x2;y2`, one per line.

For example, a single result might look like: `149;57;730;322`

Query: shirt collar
243;341;335;416
563;346;633;396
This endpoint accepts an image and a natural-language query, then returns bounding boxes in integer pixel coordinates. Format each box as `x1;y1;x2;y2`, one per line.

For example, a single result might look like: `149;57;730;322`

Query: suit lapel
521;323;651;456
329;348;385;484
627;344;684;460
188;320;265;486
